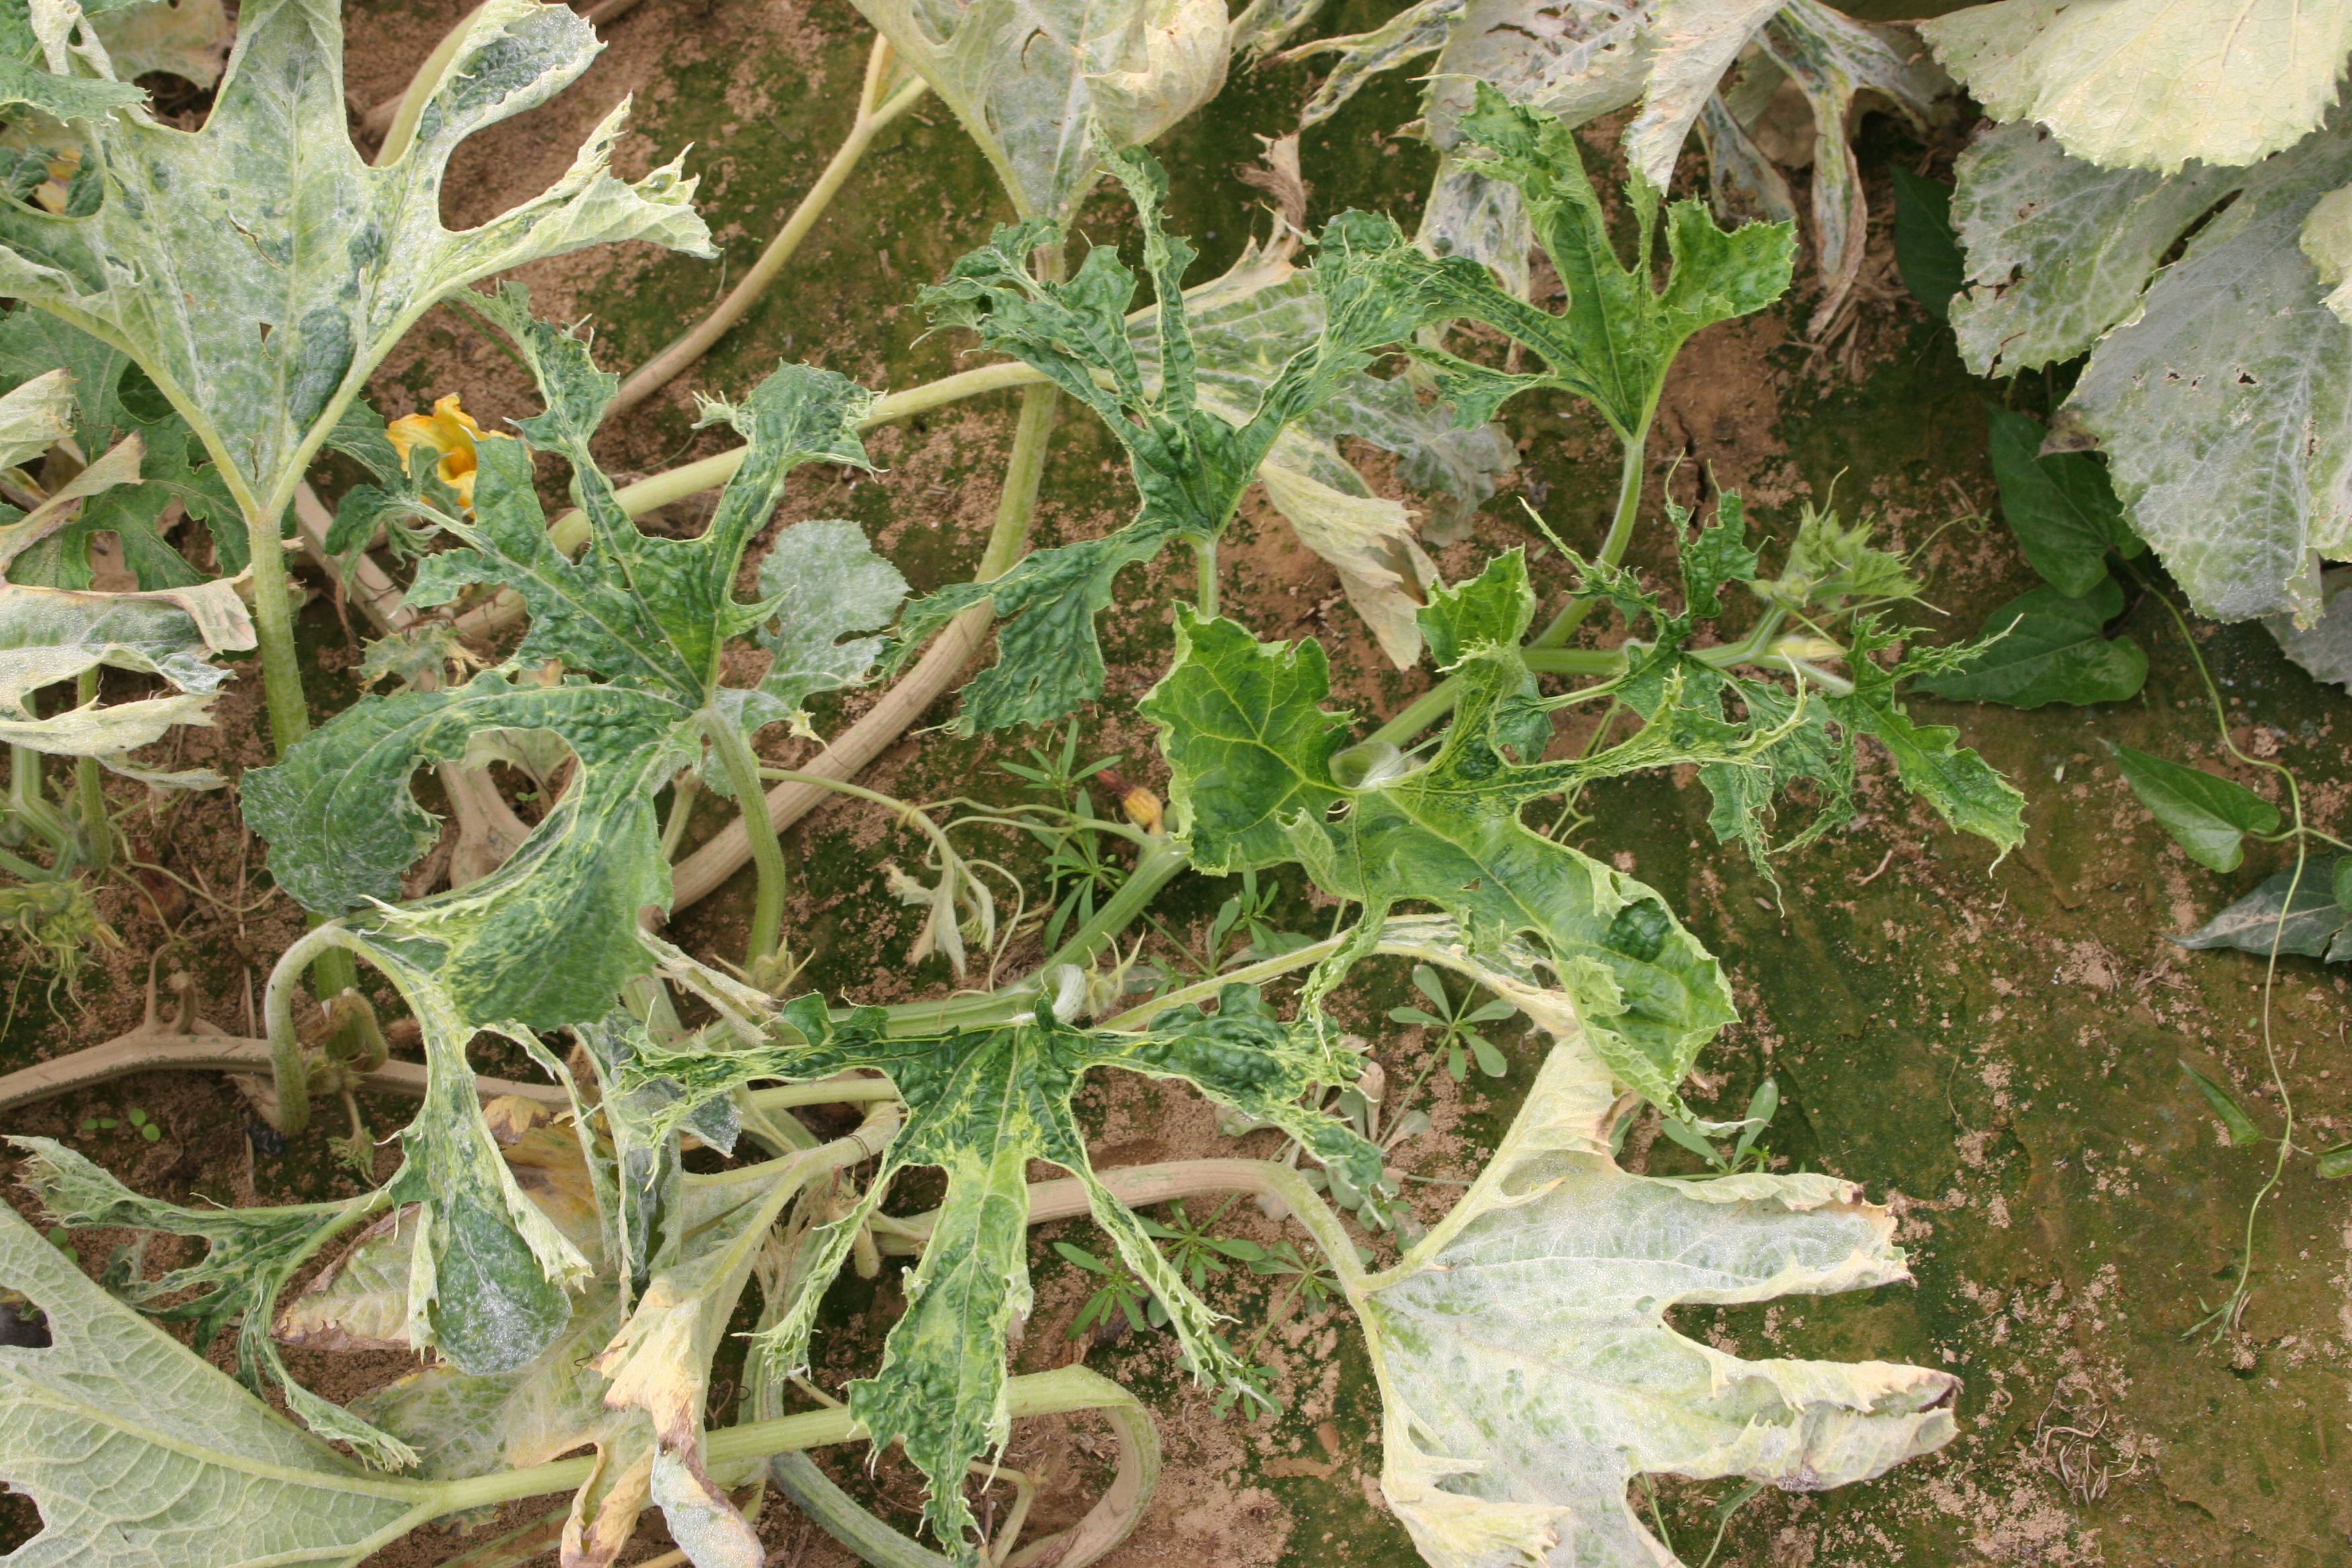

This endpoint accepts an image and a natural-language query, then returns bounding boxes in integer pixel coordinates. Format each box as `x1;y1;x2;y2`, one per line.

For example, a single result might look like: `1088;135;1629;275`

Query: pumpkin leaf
1918;0;2352;173
624;995;1379;1557
0;0;711;546
1357;1015;1958;1568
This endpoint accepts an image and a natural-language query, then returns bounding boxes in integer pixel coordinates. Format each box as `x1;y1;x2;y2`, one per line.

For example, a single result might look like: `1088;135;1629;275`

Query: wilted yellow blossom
386;394;509;509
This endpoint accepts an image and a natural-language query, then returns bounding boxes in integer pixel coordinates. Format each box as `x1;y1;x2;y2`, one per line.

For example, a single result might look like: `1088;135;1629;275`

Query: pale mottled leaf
0;574;252;755
0;1202;443;1567
1359;1020;1957;1568
1279;0;1461;128
732;518;909;738
0;364;72;469
846;0;1228;220
0;0;710;539
89;0;231;87
1623;0;1783;188
2301;182;2352;322
1947;120;2237;376
2062;113;2352;623
1918;0;2352;173
1254;434;1436;667
2265;565;2352;689
0;0;148;121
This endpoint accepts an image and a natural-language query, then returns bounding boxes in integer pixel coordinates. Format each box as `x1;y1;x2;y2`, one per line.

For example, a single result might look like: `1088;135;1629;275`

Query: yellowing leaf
0;573;254;757
1254;437;1436;667
0;364;74;471
1920;0;2352;173
88;0;232;88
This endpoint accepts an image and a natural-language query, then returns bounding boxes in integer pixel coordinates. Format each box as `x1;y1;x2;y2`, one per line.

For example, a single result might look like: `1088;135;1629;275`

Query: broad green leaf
2265;565;2352;691
1984;403;2137;596
2173;861;2352;961
1824;624;2025;855
729;518;909;739
2177;1058;2261;1145
1916;576;2147;707
1946;120;2239;377
628;994;1379;1556
0;363;71;468
908;152;1474;729
0;1201;448;1567
1890;166;1962;319
844;0;1228;221
0;573;252;758
1149;553;1744;1107
1357;1008;1957;1568
1917;0;2352;172
1423;85;1794;441
2318;1145;2352;1179
2107;743;2280;872
0;0;711;544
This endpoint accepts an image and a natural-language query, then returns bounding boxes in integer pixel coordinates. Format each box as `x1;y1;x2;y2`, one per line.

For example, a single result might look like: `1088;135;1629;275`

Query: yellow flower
385;394;510;509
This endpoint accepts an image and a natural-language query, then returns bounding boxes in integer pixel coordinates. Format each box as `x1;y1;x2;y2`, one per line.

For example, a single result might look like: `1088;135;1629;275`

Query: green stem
430;1364;1137;1515
1035;835;1187;977
73;669;109;872
705;707;791;971
8;743;72;858
242;504;311;754
1191;533;1218;618
1530;417;1651;651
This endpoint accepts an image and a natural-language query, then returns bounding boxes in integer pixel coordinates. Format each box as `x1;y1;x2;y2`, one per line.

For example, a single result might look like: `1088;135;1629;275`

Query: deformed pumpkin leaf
622;992;1380;1556
0;363;72;469
1356;1014;1958;1567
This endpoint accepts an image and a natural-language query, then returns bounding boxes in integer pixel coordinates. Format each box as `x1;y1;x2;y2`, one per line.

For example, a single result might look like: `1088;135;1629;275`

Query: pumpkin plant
0;4;2032;1567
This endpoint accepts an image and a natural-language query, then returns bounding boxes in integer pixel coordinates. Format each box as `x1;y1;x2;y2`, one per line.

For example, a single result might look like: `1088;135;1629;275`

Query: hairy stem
610;43;929;416
705;707;791;971
1191;533;1218;618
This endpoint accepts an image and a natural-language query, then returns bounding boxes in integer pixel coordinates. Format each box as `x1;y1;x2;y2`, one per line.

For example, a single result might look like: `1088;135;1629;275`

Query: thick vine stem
431;1364;1149;1516
609;38;930;416
669;373;1061;912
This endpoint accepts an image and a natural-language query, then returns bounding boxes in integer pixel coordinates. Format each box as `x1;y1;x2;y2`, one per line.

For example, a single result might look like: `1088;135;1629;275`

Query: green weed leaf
2108;744;2280;873
1917;577;2148;707
1891;166;1962;319
2177;1058;2262;1146
2173;861;2352;961
1984;404;2138;597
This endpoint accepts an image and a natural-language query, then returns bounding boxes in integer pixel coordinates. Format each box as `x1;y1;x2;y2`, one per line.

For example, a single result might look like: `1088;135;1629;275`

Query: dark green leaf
1890;167;1962;320
2108;744;2280;872
1826;626;2025;856
1917;576;2148;707
2173;861;2352;961
2177;1059;2261;1146
1986;405;2138;597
